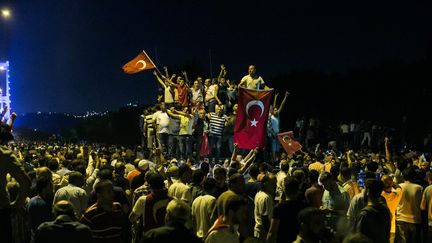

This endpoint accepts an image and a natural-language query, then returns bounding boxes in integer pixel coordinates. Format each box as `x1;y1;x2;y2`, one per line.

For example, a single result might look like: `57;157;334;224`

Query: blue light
0;61;11;118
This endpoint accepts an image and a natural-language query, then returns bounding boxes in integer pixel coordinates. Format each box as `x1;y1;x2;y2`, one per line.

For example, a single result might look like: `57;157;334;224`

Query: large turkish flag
234;87;273;149
122;50;156;74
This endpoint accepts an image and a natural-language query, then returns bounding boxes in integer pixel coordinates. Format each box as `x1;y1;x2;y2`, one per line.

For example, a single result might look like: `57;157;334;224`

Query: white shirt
205;227;240;243
240;75;265;90
340;124;350;134
397;182;423;224
206;84;217;101
153;111;170;134
275;171;287;201
192;195;216;238
131;194;169;228
254;191;273;239
168;181;192;205
191;88;203;104
164;85;174;104
53;184;88;217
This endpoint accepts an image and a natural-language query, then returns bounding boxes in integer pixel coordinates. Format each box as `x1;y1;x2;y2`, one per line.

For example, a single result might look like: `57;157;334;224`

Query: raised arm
213;85;222;105
346;150;354;167
181;70;191;86
218;64;227;81
277;91;290;113
166;109;181;119
153;70;166;87
239;149;258;175
384;137;391;162
163;66;170;79
273;93;279;110
0;105;8;121
230;143;238;162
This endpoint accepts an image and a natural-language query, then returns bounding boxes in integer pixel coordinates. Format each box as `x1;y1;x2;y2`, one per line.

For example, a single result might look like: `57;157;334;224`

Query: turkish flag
122;51;156;74
234;87;273;149
278;131;302;156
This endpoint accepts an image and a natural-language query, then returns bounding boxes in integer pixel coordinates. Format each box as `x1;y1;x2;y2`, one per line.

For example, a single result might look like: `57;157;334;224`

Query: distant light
1;9;11;19
0;66;5;71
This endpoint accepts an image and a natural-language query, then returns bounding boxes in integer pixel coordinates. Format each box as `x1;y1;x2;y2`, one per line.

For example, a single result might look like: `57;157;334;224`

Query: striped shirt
209;113;225;137
145;114;154;130
80;202;125;243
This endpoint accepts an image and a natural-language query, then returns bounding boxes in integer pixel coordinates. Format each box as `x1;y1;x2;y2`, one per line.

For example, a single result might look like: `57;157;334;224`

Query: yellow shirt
308;161;323;172
382;188;402;233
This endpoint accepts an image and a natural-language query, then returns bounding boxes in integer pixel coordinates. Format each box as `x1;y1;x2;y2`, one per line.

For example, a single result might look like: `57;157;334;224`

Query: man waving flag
278;131;302;156
234;87;273;149
122;50;156;74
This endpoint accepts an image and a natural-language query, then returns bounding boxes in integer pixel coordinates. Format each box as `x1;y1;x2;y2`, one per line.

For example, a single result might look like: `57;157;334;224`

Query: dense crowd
1;65;431;243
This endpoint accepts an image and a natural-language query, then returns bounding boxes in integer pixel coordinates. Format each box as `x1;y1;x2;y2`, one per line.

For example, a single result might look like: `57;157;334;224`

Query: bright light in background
0;66;5;71
1;8;11;19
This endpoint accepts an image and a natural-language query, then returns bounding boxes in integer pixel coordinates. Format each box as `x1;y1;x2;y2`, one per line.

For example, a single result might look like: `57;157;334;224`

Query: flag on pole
278;131;302;156
122;50;156;74
234;87;273;149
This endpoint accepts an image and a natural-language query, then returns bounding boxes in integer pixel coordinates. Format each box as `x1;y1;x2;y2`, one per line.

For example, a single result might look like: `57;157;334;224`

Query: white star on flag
250;119;258;127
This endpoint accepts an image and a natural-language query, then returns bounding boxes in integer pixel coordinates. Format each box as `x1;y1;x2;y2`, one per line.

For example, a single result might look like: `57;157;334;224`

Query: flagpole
154;47;158;66
143;50;164;77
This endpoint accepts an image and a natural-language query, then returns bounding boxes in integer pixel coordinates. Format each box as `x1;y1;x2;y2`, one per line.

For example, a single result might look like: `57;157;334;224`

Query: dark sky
1;0;431;113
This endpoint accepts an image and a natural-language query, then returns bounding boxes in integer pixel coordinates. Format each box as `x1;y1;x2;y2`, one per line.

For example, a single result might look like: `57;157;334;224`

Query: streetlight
1;8;11;19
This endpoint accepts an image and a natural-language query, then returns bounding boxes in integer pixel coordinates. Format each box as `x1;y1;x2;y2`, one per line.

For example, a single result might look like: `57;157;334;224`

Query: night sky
1;0;431;114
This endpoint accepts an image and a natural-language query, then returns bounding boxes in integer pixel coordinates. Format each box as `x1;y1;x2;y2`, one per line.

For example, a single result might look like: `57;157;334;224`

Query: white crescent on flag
245;100;264;119
282;135;293;146
135;60;147;70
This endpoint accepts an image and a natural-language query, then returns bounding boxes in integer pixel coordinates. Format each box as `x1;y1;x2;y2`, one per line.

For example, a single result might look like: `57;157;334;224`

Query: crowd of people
0;65;431;243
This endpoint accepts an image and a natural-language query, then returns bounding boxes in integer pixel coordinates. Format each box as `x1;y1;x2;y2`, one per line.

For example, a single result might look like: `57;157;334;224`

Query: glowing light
1;9;11;19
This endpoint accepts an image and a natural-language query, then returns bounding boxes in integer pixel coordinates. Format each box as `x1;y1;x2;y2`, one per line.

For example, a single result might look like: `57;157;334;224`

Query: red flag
122;50;156;74
234;87;273;149
278;131;302;156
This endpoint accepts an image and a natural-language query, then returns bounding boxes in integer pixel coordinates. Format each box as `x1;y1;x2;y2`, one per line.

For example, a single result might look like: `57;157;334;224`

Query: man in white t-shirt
396;167;423;243
152;103;170;153
254;173;276;240
239;65;267;90
168;165;193;206
192;178;217;239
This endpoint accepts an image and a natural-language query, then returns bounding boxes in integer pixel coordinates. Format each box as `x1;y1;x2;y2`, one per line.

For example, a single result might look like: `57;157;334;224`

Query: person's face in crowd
235;155;243;162
248;65;256;76
215;105;222;115
204;79;211;87
233;104;238;113
214;173;226;187
219;78;226;86
100;159;108;167
98;185;114;204
198;109;206;118
179;78;185;86
421;162;429;171
273;107;278;116
193;80;199;89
